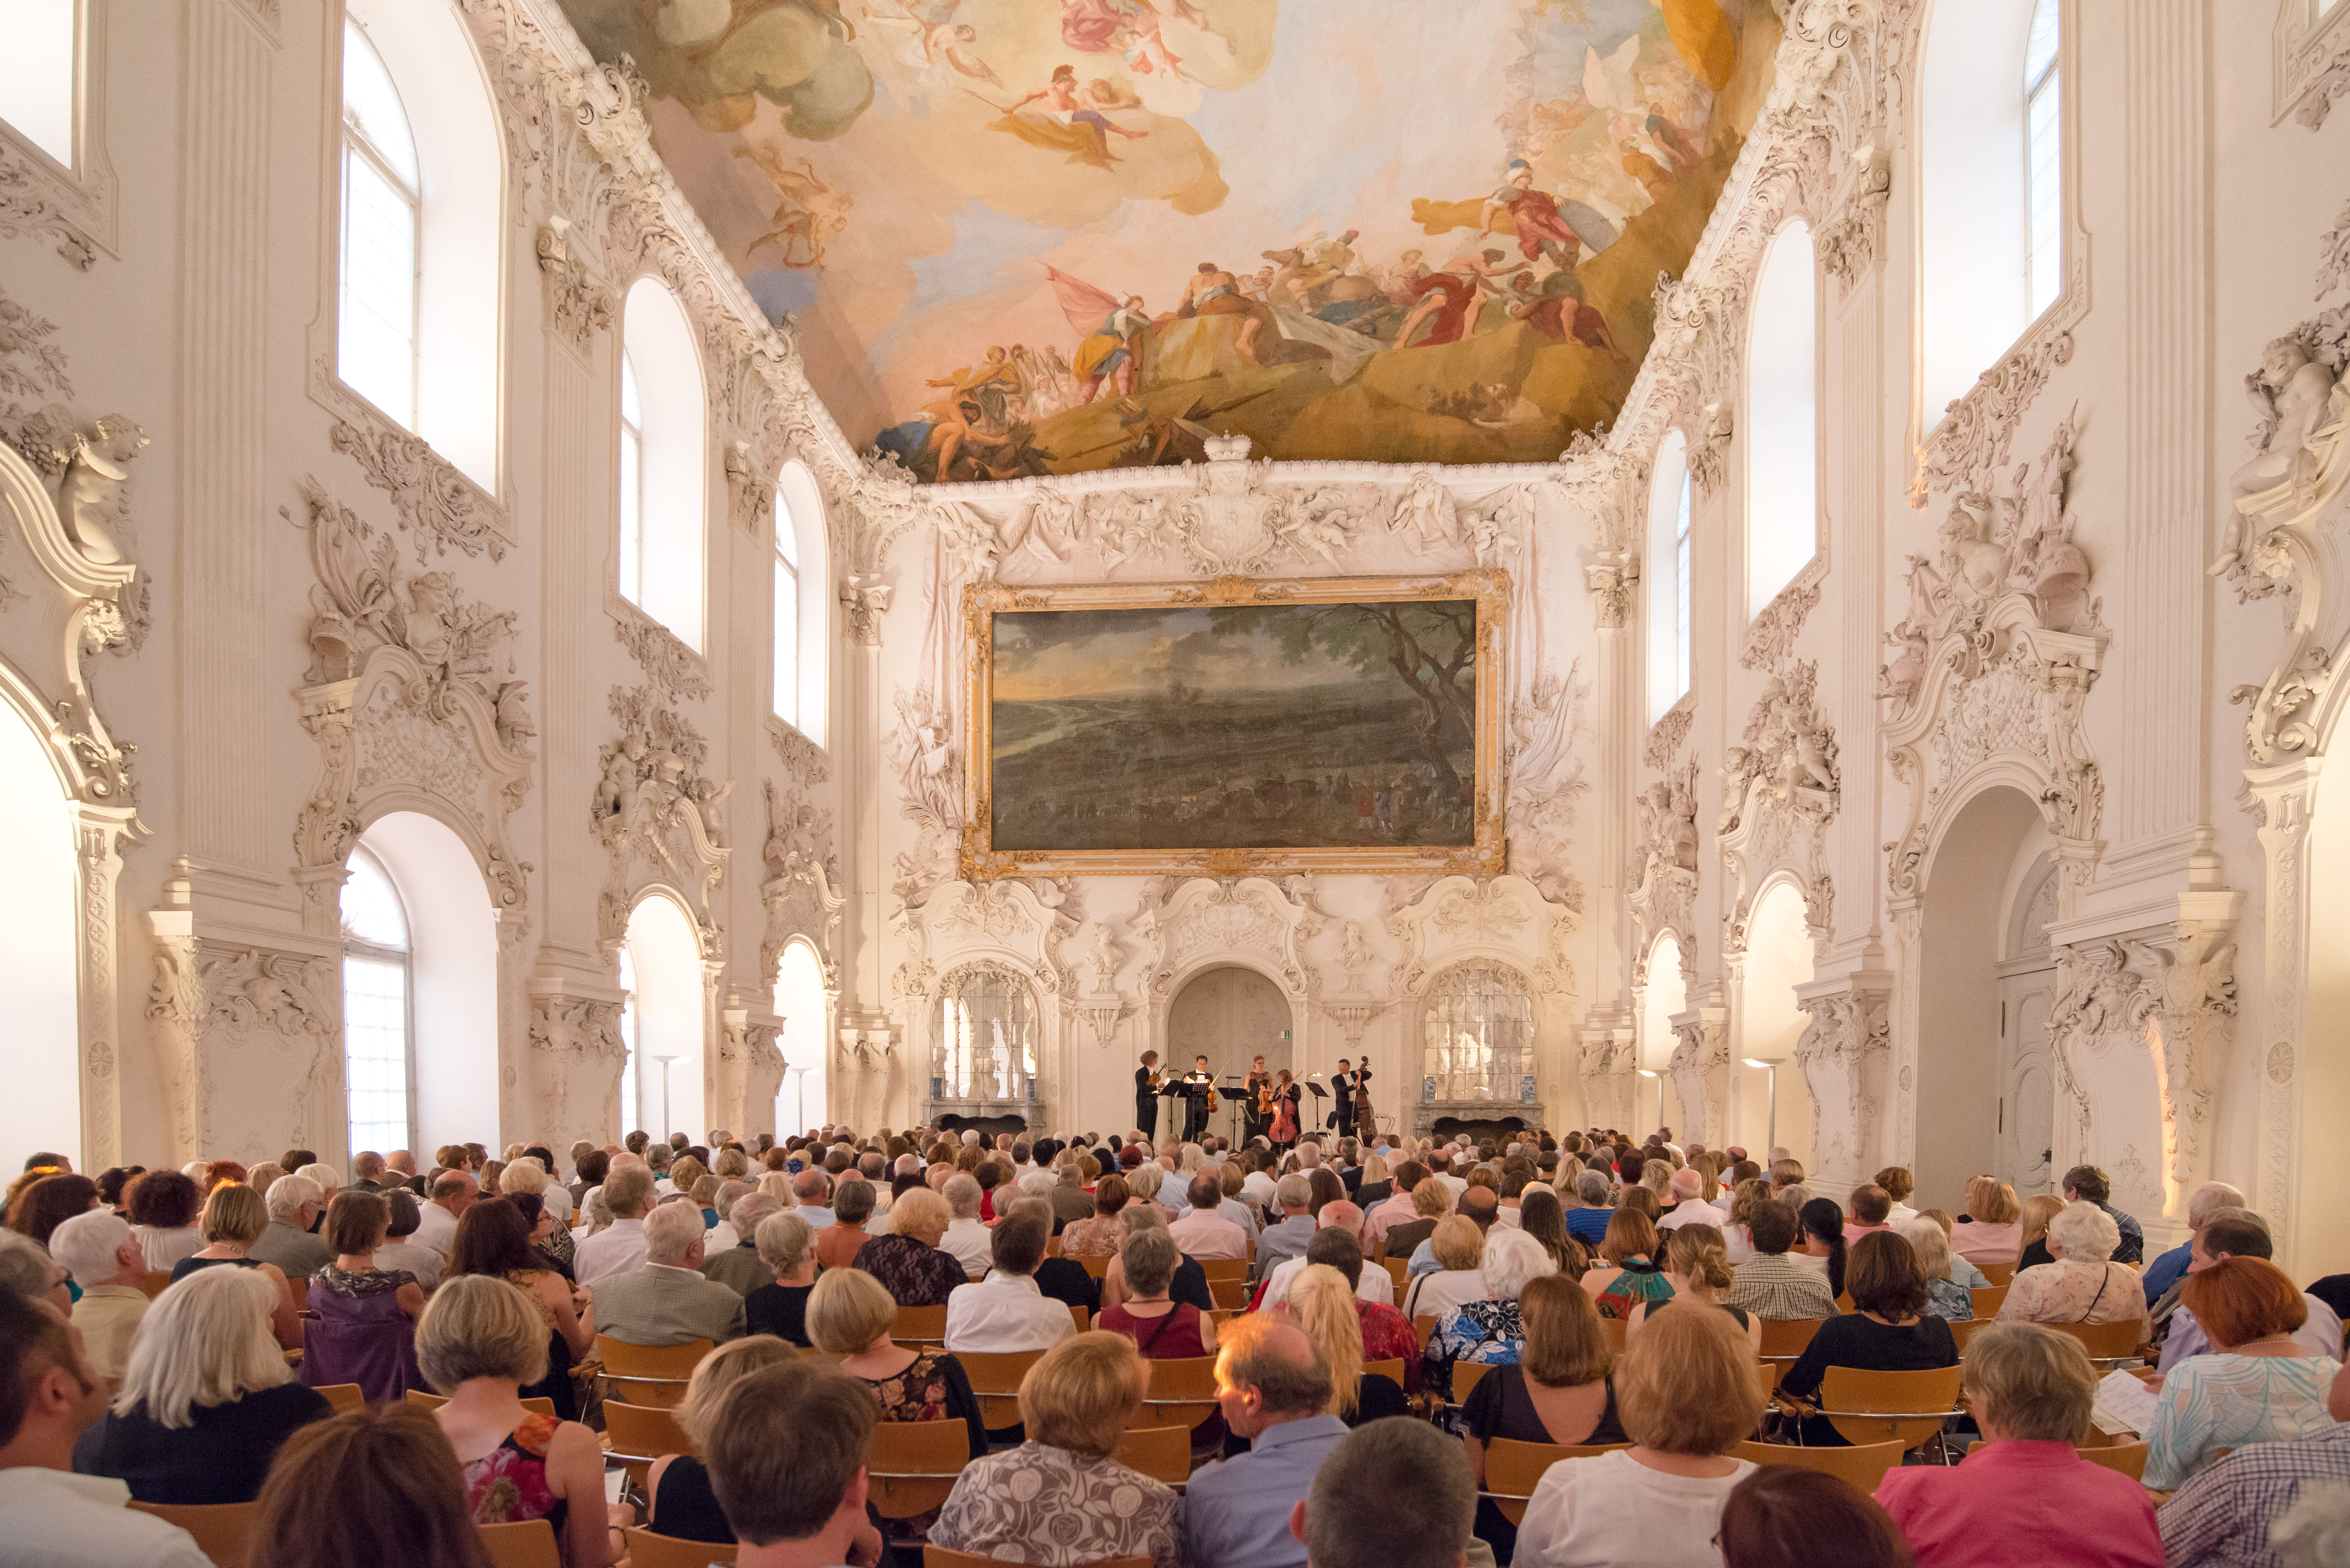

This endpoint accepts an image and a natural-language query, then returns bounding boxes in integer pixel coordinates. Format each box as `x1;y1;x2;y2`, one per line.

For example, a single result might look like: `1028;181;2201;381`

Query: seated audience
1997;1199;2149;1336
1169;1172;1248;1260
1564;1170;1614;1247
374;1189;443;1286
645;1334;801;1545
938;1174;993;1277
2159;1212;2345;1368
1580;1208;1674;1319
571;1165;652;1287
1513;1302;1766;1568
1461;1272;1625;1560
1875;1167;1919;1226
1378;1178;1453;1266
1185;1316;1347;1568
1949;1177;2023;1267
1096;1225;1214;1359
1724;1467;1916;1568
2143;1180;2244;1307
593;1200;745;1347
1401;1214;1490;1319
91;1266;330;1507
248;1404;501;1568
2062;1164;2145;1265
1287;1262;1410;1425
124;1171;203;1273
1910;1208;1991;1292
1516;1186;1582;1276
853;1187;969;1307
1100;1205;1215;1315
698;1357;887;1568
1876;1322;2160;1568
170;1181;301;1348
812;1178;874;1270
2016;1192;2065;1271
448;1196;594;1418
50;1211;148;1379
2161;1360;2350;1567
2144;1257;2341;1490
1255;1174;1320;1281
1843;1184;1896;1242
302;1189;425;1403
1796;1197;1851;1297
932;1332;1184;1568
1898;1217;1974;1323
744;1212;818;1345
420;1275;624;1568
1294;1416;1476;1568
1778;1231;1959;1447
1295;1228;1418;1393
1632;1223;1758;1354
3;1173;98;1253
249;1174;331;1278
807;1266;987;1459
945;1213;1077;1355
1424;1228;1559;1396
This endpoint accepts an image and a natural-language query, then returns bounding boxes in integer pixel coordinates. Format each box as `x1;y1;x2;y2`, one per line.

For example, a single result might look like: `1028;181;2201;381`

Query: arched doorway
622;895;706;1142
1738;883;1817;1166
774;940;828;1140
1637;934;1686;1137
0;692;79;1170
1166;966;1292;1146
1916;787;2051;1204
1995;855;2061;1196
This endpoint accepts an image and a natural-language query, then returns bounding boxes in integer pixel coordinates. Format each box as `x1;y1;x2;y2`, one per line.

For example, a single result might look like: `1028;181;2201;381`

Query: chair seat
1814;1364;1965;1450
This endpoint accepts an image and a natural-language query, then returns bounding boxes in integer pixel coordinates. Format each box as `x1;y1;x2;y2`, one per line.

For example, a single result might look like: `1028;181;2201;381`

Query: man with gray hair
574;1164;655;1287
791;1168;836;1231
348;1151;388;1192
2143;1179;2245;1304
49;1212;147;1380
1186;1317;1345;1568
1293;1414;1475;1568
411;1169;477;1261
1252;1174;1317;1283
702;1191;780;1296
939;1174;992;1276
593;1201;744;1345
294;1163;343;1210
249;1175;330;1277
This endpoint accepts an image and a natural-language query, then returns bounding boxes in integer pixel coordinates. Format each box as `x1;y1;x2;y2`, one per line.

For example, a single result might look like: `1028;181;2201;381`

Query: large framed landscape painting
962;573;1506;879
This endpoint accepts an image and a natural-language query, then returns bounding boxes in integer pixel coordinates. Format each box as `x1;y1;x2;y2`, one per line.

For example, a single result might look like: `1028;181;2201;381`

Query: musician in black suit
1135;1051;1162;1140
1180;1054;1215;1142
1332;1058;1370;1141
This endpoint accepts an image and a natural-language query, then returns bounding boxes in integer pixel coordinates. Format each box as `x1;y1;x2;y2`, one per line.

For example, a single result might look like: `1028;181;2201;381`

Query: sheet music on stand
1220;1075;1248;1143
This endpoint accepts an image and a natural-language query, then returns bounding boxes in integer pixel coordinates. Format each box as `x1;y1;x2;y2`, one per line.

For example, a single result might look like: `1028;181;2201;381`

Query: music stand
1220;1074;1248;1145
1303;1078;1330;1133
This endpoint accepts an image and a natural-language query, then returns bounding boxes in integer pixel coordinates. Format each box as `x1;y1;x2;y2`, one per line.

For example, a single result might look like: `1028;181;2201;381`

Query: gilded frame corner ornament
959;569;1509;882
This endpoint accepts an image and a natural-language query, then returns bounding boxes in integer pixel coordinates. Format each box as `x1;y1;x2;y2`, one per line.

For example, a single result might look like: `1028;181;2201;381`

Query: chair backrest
2078;1440;2150;1481
1947;1318;1991;1355
1363;1357;1406;1388
1411;1314;1437;1351
627;1528;739;1568
314;1382;366;1414
1070;1304;1090;1333
867;1418;972;1518
1448;1359;1494;1408
927;1551;1149;1568
1483;1437;1624;1524
1197;1258;1247;1282
140;1271;176;1300
893;1305;949;1344
1112;1423;1194;1486
1208;1278;1251;1310
478;1519;562;1568
1969;1286;2010;1317
957;1348;1047;1430
127;1501;256;1568
1079;1255;1113;1278
2046;1318;2144;1362
1817;1364;1965;1450
1599;1316;1628;1352
1734;1438;1908;1492
404;1388;557;1417
606;1398;695;1491
1976;1262;2017;1287
1757;1317;1825;1361
595;1334;712;1408
1135;1355;1221;1431
1381;1257;1409;1292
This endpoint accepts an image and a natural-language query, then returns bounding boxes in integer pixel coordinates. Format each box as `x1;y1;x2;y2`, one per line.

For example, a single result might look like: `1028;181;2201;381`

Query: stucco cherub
2213;333;2349;575
56;415;147;565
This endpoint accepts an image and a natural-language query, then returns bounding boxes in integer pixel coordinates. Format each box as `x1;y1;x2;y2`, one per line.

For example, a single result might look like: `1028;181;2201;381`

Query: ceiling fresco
557;0;1782;481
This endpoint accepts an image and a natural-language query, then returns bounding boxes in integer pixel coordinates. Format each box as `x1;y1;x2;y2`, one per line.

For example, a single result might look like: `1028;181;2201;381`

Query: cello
1350;1065;1374;1135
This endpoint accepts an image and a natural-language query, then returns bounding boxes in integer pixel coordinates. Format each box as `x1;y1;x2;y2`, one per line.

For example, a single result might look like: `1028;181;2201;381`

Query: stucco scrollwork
143;938;341;1166
535;216;615;355
594;684;729;957
1795;985;1890;1184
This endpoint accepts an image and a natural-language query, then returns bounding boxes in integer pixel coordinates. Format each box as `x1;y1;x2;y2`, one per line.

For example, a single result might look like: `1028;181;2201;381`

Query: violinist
1243;1054;1273;1142
1135;1050;1162;1141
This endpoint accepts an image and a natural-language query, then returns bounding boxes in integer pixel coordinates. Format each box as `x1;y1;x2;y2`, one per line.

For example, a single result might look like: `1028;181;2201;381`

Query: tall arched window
1919;0;2071;418
340;845;415;1157
0;691;79;1170
776;941;829;1134
773;495;799;729
333;1;503;488
1745;219;1818;616
1645;430;1692;722
617;948;639;1134
338;20;420;430
619;278;708;650
774;461;829;744
0;0;78;166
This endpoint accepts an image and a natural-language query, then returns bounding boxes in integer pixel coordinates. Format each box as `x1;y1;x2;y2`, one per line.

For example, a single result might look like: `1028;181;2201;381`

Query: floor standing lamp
653;1053;684;1142
1742;1056;1784;1154
1636;1068;1660;1138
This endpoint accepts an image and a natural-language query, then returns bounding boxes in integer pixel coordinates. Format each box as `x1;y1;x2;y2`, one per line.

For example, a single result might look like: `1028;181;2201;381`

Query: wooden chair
128;1501;256;1568
1046;1235;1062;1257
1133;1355;1221;1433
892;1306;949;1346
1079;1255;1114;1278
1735;1438;1908;1493
1481;1438;1627;1524
314;1382;365;1414
2046;1318;2147;1367
594;1335;712;1409
605;1399;695;1494
868;1418;972;1518
1813;1365;1965;1451
2079;1440;2151;1481
1070;1303;1090;1333
626;1527;739;1567
1598;1316;1628;1353
1364;1357;1406;1388
1208;1278;1251;1311
1757;1316;1825;1371
1947;1318;1992;1355
1412;1314;1437;1351
1381;1257;1410;1293
1835;1293;1857;1313
405;1388;557;1417
1113;1423;1194;1486
1969;1286;2010;1318
478;1519;562;1568
1752;1360;1781;1399
1198;1258;1248;1282
1208;1307;1237;1327
1447;1359;1495;1408
1976;1262;2017;1287
959;1348;1046;1431
140;1271;176;1300
927;1551;1148;1568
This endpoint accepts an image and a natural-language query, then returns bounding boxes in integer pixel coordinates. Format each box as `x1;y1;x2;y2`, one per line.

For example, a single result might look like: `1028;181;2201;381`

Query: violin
1256;1074;1275;1115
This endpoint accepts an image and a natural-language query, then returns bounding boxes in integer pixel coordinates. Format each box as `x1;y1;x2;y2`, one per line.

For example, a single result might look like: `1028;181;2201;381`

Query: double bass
1350;1066;1375;1133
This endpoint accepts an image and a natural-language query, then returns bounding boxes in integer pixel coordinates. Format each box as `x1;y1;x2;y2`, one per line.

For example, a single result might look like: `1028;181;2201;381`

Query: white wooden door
1997;970;2057;1195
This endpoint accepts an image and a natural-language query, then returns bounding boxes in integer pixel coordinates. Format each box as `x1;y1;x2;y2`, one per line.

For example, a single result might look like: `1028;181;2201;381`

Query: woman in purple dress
301;1190;426;1403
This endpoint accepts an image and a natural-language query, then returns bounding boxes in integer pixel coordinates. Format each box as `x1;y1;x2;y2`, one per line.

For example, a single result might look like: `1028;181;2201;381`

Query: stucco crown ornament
1174;433;1290;577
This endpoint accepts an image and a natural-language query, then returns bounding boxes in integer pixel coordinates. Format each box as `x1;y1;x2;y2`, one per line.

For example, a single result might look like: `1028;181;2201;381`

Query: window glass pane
339;148;418;428
621;353;642;431
341;848;408;949
0;0;76;167
1420;964;1535;1103
344;953;409;1156
342;20;418;190
774;555;798;726
776;489;799;568
1745;221;1817;616
2024;0;2060;90
619;423;644;607
932;969;1038;1103
1675;477;1693;702
2026;71;2062;320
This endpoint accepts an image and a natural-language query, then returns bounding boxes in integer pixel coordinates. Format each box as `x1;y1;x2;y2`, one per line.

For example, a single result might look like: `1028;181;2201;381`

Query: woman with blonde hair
92;1266;332;1503
744;1212;818;1345
1951;1177;2024;1266
808;1267;988;1462
1632;1223;1758;1355
1899;1217;1975;1322
644;1335;800;1544
169;1180;302;1349
929;1333;1183;1568
1286;1261;1411;1424
1402;1215;1490;1320
1513;1303;1766;1564
2016;1192;2066;1270
1354;1152;1395;1209
1723;1177;1768;1265
853;1186;967;1306
1580;1209;1674;1320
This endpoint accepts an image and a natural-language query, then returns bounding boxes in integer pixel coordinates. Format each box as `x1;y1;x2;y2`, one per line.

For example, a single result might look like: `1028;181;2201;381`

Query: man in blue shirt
2143;1179;2244;1304
2061;1163;2144;1264
1251;1174;1317;1284
1184;1318;1349;1568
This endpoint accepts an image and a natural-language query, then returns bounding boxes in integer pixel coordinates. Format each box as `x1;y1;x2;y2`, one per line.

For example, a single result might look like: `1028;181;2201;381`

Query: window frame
618;351;648;613
2022;0;2062;322
1742;217;1821;621
337;18;423;435
340;844;419;1158
773;506;800;727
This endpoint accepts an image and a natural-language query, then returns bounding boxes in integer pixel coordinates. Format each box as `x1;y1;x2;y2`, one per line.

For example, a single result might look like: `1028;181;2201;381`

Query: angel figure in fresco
984;64;1148;170
872;0;1004;89
1045;265;1153;401
732;143;852;270
1061;0;1212;82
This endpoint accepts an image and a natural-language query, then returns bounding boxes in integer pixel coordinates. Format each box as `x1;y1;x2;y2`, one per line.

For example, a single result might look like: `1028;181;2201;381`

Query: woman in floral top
1059;1172;1131;1259
810;1267;988;1459
1423;1228;1561;1399
931;1333;1184;1568
852;1188;972;1307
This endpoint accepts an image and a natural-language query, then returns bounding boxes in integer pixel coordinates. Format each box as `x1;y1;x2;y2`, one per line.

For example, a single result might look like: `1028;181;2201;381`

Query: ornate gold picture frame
961;570;1507;880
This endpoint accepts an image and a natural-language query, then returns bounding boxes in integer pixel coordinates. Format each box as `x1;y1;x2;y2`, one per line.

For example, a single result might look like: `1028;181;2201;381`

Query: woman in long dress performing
1270;1069;1301;1153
